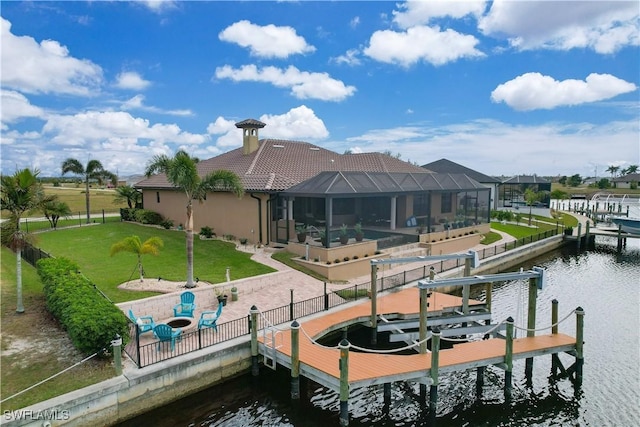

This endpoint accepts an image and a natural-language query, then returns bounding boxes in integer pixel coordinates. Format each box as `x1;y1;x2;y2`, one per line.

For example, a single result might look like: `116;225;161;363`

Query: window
156;192;160;203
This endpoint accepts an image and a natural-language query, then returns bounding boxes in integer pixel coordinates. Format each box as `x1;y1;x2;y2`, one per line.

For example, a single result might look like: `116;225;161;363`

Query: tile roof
136;139;428;192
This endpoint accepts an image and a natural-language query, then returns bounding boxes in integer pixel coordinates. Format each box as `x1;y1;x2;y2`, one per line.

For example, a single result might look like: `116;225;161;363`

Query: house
498;175;551;208
612;173;640;189
135;119;491;250
421;158;500;209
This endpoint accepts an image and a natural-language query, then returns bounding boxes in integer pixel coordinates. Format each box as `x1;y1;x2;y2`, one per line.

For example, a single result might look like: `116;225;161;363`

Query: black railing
21;242;52;267
120;227;562;368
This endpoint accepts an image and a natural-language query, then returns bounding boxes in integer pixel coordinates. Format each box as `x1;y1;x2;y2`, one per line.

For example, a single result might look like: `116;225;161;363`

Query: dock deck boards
258;287;576;390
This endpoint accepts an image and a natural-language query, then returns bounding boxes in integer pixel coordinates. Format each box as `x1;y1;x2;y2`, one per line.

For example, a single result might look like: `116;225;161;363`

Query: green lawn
35;222;276;303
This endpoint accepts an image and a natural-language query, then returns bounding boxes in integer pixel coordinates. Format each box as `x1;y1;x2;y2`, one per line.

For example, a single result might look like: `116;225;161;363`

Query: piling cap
291;320;300;328
339;339;350;348
506;316;514;322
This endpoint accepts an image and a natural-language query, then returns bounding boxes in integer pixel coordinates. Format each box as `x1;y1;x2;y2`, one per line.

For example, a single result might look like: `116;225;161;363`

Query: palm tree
110;235;164;282
605;165;620;178
622;165;638;175
42;198;72;229
113;185;141;209
0;168;49;313
523;188;541;226
145;150;244;288
61;158;116;224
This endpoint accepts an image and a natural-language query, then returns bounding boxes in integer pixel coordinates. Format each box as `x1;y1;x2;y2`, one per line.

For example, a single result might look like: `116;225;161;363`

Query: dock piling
429;328;441;414
525;278;537;379
575;307;585;386
250;305;259;376
505;317;514;401
291;320;300;400
551;299;559;376
339;339;350;427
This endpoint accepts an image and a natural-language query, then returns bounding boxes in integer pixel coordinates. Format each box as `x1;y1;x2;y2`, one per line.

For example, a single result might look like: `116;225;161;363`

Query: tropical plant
145;150;244;288
42;197;72;229
61;158;116;223
109;235;164;282
524;188;542;226
340;224;349;236
354;222;363;234
0;168;50;312
605;165;620;178
113;185;141;209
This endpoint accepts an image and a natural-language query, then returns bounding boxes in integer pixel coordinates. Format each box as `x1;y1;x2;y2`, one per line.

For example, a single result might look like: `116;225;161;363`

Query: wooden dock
256;287;579;392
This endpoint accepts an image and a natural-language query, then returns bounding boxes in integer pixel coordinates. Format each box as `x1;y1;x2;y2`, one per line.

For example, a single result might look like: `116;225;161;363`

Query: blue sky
1;0;638;179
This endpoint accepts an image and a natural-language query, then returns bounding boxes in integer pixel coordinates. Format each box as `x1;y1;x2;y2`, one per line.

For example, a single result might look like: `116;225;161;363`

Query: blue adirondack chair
173;291;196;317
153;324;182;352
198;303;223;331
128;309;155;335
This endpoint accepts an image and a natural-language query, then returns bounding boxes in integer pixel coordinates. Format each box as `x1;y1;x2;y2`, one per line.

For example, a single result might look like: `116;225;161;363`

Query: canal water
119;236;639;427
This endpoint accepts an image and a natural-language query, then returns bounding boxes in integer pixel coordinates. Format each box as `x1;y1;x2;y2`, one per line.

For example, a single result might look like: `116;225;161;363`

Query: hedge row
120;208;164;225
37;257;130;356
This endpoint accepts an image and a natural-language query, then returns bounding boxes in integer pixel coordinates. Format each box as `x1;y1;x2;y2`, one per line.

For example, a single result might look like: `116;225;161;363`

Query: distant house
135;119;491;247
421;158;500;210
499;175;551;208
612;173;640;189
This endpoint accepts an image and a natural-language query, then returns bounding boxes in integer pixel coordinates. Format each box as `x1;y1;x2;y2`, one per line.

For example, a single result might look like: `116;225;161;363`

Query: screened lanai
274;171;491;247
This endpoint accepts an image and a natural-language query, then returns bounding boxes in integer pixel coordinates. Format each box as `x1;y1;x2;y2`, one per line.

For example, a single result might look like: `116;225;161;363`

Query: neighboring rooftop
502;175;550;184
421;158;500;184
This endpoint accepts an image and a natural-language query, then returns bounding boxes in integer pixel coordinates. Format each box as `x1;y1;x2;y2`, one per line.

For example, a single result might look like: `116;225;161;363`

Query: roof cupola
235;119;266;155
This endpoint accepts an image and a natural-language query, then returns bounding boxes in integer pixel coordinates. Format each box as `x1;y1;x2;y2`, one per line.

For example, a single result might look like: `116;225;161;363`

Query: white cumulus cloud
393;0;487;29
491;72;638;111
215;64;356;102
206;106;329;148
479;0;640;54
120;94;192;116
115;71;152;90
219;20;316;58
0;17;103;96
363;26;485;67
0;90;45;124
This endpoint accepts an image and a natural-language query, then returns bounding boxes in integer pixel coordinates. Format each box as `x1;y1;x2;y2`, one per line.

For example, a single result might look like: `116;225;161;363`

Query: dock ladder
262;326;283;370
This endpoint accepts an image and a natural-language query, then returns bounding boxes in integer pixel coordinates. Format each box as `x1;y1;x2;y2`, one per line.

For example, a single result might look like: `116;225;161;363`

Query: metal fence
21;242;52;267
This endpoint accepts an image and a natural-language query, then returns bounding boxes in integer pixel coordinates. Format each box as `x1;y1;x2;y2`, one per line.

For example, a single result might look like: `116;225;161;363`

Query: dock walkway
257;287;577;392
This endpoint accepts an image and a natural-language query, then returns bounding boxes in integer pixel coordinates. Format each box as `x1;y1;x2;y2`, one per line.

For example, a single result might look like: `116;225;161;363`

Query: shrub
134;209;163;225
334;258;341;263
343;256;350;262
375;250;381;255
239;238;248;245
353;255;359;260
326;261;331;265
314;257;320;262
199;226;215;238
37;257;130;356
160;219;174;229
120;208;138;221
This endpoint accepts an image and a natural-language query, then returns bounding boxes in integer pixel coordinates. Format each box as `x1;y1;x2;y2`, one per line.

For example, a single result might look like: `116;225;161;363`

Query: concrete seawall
1;235;569;427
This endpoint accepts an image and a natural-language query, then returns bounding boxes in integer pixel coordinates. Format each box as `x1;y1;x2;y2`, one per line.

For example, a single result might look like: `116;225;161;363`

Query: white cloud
120;94;193;116
363;26;485;67
0;90;45;124
332;49;362;66
42;110;206;147
0;17;103;96
140;1;178;14
215;64;356;102
259;105;329;140
479;0;640;54
205;106;329;148
115;71;152;90
343;119;639;176
393;0;487;29
350;16;361;29
219;20;316;58
206;116;240;148
491;72;637;111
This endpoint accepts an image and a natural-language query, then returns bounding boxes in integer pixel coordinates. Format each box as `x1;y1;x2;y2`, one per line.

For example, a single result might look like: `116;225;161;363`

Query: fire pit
167;318;192;329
